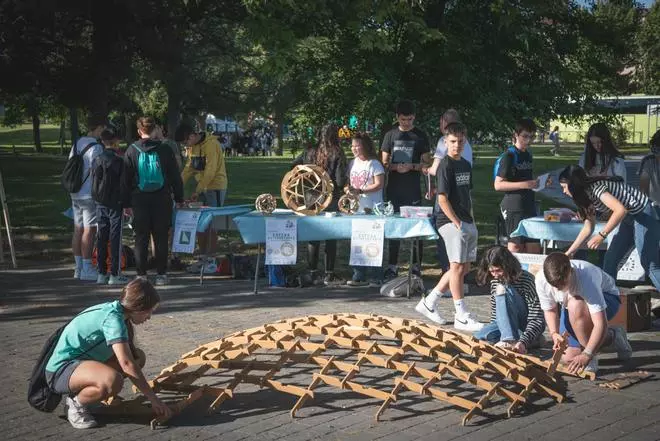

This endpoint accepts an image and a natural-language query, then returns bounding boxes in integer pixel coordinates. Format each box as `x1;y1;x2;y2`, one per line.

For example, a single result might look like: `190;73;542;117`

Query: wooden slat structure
119;313;579;429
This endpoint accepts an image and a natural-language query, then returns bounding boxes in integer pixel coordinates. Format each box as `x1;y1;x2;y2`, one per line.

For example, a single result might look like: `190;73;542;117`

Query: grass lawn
0;125;651;270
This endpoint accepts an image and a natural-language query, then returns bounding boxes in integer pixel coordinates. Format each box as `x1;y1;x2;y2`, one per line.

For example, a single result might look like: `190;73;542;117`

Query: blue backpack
493;146;530;181
133;144;165;192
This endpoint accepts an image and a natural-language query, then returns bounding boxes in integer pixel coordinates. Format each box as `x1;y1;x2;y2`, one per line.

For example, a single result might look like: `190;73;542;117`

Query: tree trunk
59;119;66;155
166;86;181;139
28;97;42;153
69;107;79;144
124;113;134;147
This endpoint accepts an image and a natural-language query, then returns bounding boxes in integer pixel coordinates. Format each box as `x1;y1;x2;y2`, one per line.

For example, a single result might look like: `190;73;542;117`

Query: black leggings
132;196;172;275
308;240;337;272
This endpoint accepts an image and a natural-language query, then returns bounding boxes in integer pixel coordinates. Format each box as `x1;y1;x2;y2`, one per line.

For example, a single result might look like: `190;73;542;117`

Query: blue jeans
473;286;528;343
96;204;122;276
603;204;660;292
202;189;226;207
352;266;383;282
560;291;621;348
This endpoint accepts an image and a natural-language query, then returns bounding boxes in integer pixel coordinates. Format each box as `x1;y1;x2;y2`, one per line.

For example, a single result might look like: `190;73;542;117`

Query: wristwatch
598;231;608;239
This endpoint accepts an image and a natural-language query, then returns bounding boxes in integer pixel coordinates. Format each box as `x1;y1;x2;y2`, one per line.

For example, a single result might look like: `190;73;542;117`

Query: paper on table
534;173;550;192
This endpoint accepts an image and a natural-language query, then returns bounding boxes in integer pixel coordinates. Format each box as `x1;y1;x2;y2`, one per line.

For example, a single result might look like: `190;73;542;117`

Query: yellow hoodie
181;134;227;192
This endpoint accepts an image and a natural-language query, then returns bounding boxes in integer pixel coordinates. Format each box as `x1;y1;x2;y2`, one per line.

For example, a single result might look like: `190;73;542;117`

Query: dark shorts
560;292;621;348
501;208;539;245
45;360;82;395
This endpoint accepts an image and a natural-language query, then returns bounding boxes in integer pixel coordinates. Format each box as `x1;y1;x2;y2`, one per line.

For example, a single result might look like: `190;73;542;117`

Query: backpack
91;151;122;208
493;146;530;181
61;141;98;193
133;143;164;192
380;274;425;298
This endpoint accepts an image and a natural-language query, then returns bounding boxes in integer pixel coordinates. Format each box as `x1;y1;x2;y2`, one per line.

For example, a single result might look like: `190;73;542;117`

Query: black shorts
501;208;539;245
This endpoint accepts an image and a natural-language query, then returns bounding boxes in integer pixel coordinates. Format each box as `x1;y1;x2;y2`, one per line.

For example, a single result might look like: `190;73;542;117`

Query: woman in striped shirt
473;246;545;354
559;165;660;292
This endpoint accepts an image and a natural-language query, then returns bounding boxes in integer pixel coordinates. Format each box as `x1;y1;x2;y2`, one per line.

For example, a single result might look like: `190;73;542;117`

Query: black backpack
91;150;123;209
27;311;101;412
61;141;99;193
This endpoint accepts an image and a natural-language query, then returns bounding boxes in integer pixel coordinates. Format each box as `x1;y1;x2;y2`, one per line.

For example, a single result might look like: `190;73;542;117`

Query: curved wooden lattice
255;193;277;215
338;192;360;214
114;314;579;429
280;165;334;216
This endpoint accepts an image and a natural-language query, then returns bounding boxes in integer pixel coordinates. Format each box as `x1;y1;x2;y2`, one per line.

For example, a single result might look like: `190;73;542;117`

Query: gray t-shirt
638;154;660;204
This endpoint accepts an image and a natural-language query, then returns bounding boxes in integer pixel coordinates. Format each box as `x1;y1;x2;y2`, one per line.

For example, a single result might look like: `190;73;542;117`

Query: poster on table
265;218;297;265
172;210;201;254
350;219;385;267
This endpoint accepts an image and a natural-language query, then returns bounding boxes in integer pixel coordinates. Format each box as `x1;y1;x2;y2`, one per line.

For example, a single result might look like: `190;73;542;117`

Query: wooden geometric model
108;314;583;429
338;192;360;214
255;193;277;215
281;165;334;216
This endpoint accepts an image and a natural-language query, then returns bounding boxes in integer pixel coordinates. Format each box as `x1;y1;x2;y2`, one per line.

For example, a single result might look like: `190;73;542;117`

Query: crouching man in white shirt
535;252;632;375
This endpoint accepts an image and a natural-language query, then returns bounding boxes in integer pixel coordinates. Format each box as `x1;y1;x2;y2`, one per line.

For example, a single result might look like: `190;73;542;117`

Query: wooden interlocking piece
598;371;652;390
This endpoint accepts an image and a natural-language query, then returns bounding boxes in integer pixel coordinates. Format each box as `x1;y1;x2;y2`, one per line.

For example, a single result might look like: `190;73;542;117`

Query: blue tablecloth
510;216;604;242
234;209;439;244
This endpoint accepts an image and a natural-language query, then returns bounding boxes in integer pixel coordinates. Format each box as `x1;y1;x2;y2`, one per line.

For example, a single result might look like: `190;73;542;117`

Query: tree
637;2;660;94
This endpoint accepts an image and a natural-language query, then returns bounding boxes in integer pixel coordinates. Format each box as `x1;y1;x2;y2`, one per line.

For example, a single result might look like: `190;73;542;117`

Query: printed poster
265;218;297;265
350;219;385;267
172;210;201;254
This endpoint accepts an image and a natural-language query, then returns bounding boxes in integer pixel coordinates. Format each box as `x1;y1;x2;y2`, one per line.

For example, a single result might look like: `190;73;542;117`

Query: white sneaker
415;298;447;325
73;268;81;279
494;340;516;351
584;356;598;375
454;313;484;332
64;396;98;429
96;274;109;285
155;274;168;286
79;267;98;282
610;326;632;361
108;275;130;285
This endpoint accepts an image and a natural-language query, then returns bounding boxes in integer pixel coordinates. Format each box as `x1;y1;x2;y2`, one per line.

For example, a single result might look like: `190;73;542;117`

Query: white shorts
72;199;97;227
438;221;478;263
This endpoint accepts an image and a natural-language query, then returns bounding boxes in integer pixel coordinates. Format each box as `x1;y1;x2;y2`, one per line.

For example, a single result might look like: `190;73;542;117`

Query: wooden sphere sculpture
280;165;334;216
255;193;277;215
338;192;360;215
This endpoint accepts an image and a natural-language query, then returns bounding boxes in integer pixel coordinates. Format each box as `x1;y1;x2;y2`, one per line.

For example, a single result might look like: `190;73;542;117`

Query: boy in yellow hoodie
175;122;228;273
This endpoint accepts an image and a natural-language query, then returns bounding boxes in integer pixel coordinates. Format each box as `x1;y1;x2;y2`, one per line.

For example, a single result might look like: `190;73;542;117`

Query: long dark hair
476;246;522;286
558;164;623;219
583;123;623;174
351;132;379;160
120;279;160;352
315;123;345;170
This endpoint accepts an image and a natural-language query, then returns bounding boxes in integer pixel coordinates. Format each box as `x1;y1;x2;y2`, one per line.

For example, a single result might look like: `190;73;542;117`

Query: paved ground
1;265;659;441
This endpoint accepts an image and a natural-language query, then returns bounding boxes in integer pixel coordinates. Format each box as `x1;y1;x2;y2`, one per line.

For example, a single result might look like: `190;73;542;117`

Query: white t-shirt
348;157;385;212
69;136;103;200
535;259;619;314
578;152;627;182
435;136;473;165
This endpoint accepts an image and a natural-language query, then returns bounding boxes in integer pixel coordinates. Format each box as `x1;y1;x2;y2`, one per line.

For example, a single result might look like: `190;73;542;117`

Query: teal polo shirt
45;300;129;373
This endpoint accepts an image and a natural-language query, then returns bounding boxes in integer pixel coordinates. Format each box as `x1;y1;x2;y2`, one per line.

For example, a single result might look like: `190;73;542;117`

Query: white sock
74;255;82;270
453;298;469;317
424;289;441;308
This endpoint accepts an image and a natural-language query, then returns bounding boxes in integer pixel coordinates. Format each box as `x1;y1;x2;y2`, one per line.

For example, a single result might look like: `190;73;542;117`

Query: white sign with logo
350;219;385;267
265;218;297;265
172;210;201;254
514;251;643;282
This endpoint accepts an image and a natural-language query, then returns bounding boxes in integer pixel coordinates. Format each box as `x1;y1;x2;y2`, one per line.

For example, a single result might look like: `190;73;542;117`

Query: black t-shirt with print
380;127;430;204
496;148;535;213
435;156;473;226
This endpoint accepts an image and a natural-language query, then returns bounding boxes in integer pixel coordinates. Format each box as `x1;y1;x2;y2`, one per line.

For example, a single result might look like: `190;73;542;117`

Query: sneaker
323;273;345;287
494;340;516;351
415;298;447;325
610;326;632;361
74;268;81;279
583;356;598;375
96;274;109;285
347;279;369;287
64;396;98;429
454;313;484;332
368;280;383;288
383;268;397;281
155;274;169;286
108;274;130;285
79;267;98;282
